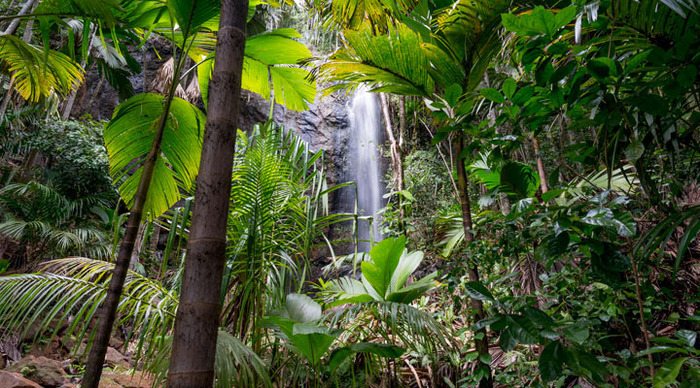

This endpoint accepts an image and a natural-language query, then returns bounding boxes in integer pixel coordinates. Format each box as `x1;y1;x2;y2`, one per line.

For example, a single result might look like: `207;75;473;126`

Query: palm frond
321;23;432;95
0;257;177;363
104;93;206;218
325;301;454;359
0;35;84;102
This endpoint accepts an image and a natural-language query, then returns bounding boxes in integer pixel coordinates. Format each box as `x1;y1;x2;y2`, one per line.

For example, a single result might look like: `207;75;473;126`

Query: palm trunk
167;1;249;386
454;136;493;388
80;49;187;388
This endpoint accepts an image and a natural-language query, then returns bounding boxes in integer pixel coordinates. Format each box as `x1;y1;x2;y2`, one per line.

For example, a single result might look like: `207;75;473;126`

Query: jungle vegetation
0;0;699;387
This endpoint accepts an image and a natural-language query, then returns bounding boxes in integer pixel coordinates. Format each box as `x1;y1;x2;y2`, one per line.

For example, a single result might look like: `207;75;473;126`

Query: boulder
104;347;129;367
7;356;66;388
0;371;42;388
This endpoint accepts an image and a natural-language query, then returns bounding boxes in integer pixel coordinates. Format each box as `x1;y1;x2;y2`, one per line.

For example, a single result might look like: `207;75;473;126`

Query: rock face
0;371;42;388
7;356;66;387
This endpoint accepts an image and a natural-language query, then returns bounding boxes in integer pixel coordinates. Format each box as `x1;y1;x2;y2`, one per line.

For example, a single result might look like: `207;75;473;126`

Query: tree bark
454;136;493;388
81;44;187;388
167;1;248;386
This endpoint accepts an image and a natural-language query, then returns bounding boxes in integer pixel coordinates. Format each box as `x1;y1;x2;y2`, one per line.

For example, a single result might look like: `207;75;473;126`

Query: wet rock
7;356;66;388
0;371;42;388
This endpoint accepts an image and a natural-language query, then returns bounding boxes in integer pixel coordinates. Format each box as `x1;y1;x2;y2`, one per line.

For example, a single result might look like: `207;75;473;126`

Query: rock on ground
7;355;67;387
0;370;42;388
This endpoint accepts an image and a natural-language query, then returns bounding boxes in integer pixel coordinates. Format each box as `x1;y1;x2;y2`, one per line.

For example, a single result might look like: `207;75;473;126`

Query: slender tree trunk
379;93;405;229
2;0;36;36
532;136;548;194
454;136;493;388
81;50;186;388
167;1;249;386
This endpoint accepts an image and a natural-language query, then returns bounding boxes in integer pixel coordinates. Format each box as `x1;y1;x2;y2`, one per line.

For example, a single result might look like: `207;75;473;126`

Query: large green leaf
0;35;84;102
286;293;322;323
361;236;407;299
197;29;316;111
167;0;219;37
104;93;206;218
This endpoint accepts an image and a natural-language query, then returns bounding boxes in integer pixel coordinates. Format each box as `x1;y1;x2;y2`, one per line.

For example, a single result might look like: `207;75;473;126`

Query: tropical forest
0;0;699;387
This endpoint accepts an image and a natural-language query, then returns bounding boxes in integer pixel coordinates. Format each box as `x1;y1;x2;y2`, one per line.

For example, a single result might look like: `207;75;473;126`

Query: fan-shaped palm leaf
0;35;84;102
321;23;433;95
104;93;206;218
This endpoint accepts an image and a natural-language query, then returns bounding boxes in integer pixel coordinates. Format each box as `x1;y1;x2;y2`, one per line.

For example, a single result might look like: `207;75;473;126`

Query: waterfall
349;88;384;250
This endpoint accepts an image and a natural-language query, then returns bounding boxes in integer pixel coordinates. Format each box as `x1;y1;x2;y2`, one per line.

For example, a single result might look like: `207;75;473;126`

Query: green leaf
286;293;322;323
500;161;540;199
168;0;219;37
539;341;566;382
502;78;517;99
0;259;9;274
105;93;206;218
361;237;407;299
240;29;316;111
445;84;463;106
288;330;337;365
464;281;495;302
563;321;590;345
480;87;505;103
654;357;688;388
587;57;618;80
502;6;576;37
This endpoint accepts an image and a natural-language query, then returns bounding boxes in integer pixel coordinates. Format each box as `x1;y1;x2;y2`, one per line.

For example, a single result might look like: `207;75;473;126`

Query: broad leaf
464;281;495;302
286;293;322;323
105;93;206;218
361;237;407;299
539;341;566;382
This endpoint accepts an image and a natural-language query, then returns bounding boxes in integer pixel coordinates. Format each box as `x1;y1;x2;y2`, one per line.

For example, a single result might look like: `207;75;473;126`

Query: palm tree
167;0;250;385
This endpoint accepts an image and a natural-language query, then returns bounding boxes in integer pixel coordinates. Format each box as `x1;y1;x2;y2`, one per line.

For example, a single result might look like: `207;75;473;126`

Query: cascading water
348;88;385;250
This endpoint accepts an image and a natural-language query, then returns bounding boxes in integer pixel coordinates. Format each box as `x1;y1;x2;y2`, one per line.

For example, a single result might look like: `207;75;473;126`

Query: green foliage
0;182;113;261
104;93;206;218
325;237;437;304
0;35;84;102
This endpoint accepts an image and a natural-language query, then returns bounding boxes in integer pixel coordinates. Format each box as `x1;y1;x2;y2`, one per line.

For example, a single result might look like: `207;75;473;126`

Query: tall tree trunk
454;136;493;388
81;47;187;388
167;1;248;386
